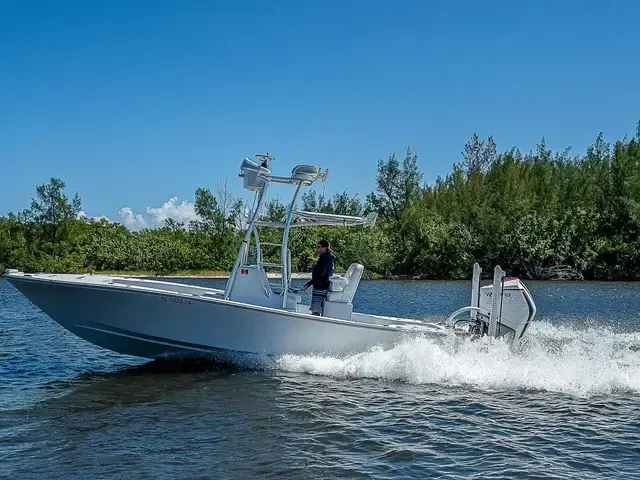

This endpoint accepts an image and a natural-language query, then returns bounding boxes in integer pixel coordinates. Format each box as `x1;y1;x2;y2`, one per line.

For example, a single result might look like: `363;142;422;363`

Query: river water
1;277;639;479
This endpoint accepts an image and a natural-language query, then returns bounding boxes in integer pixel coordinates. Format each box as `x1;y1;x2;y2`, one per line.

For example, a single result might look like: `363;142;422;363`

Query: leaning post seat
323;263;364;320
291;165;322;182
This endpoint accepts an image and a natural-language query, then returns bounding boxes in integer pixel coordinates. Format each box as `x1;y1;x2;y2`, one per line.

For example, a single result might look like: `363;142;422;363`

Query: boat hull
6;275;409;364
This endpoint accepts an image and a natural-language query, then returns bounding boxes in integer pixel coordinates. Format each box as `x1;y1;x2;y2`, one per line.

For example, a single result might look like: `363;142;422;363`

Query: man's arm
302;269;315;291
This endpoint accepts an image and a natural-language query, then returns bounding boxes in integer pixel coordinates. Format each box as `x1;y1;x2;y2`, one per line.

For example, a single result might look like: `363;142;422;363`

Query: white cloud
78;211;112;223
146;196;200;225
118;207;149;231
117;197;200;231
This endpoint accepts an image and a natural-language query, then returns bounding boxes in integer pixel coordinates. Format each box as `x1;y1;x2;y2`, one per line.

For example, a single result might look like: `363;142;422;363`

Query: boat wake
276;321;640;398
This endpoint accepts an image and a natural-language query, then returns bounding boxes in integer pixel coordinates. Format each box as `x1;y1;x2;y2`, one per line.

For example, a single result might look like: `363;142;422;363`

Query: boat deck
4;271;225;298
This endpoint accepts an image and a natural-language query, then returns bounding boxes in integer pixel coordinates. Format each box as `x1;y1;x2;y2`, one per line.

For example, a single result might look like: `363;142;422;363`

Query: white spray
276;321;640;398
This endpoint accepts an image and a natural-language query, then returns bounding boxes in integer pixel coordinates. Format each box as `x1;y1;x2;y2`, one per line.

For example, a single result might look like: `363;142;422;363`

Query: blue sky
2;0;639;228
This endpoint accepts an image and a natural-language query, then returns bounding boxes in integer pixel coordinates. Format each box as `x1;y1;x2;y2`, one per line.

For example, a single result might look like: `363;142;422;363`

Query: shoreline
1;272;637;282
3;269;635;282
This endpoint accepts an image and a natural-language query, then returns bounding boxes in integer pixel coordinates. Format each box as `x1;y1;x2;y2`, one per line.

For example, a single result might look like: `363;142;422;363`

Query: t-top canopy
256;210;378;229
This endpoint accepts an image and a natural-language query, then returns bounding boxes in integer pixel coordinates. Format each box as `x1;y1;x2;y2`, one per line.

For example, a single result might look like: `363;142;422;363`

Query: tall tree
367;147;422;258
462;133;497;175
194;187;220;224
28;177;82;256
369;147;422;222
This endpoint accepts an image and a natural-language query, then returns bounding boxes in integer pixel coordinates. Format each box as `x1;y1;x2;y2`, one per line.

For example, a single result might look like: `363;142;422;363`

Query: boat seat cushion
325;263;364;303
329;275;348;291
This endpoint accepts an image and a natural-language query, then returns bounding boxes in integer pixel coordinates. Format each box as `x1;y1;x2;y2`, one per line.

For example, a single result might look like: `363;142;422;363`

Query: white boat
4;154;537;365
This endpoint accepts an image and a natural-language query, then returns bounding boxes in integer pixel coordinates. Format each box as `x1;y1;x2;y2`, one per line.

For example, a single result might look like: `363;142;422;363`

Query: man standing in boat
302;240;334;315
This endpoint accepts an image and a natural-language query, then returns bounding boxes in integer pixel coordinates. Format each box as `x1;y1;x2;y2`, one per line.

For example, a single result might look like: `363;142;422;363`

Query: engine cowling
478;277;537;345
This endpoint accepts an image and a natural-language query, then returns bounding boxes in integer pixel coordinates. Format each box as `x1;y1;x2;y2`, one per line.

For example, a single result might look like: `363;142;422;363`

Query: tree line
2;122;640;280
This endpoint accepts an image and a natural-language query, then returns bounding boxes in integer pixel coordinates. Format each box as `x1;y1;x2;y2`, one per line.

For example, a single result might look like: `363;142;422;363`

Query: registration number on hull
160;296;192;305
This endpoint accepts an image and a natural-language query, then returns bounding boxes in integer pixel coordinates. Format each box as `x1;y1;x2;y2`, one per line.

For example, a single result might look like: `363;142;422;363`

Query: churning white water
277;321;640;398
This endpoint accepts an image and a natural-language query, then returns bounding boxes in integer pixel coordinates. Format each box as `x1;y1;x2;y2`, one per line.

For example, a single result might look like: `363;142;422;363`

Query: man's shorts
310;288;329;314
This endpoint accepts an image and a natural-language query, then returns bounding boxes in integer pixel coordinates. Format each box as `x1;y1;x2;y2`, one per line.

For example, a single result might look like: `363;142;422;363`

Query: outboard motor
478;273;537;345
448;264;537;346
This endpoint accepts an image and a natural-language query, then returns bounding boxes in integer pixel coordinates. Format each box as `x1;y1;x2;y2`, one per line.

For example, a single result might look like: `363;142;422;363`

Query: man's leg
310;289;328;316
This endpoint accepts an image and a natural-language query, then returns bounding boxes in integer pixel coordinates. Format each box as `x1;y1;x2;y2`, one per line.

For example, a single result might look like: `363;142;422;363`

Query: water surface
1;278;639;479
